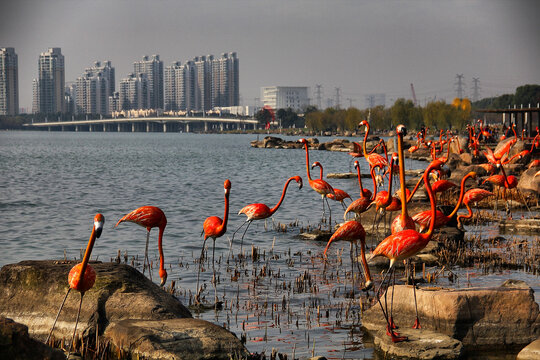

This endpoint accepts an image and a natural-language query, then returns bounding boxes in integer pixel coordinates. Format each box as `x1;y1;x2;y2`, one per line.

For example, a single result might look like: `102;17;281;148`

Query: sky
2;0;540;112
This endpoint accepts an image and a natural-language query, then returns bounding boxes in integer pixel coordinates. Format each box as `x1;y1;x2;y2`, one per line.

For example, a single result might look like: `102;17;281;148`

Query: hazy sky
2;0;539;111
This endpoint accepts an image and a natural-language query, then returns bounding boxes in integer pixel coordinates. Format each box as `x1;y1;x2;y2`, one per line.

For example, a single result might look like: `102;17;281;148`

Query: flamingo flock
48;119;538;351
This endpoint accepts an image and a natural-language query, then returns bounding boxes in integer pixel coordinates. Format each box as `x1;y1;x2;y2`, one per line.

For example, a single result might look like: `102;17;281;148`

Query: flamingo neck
370;167;378;200
158;226;166;274
397;134;408;218
269;177;294;215
385;157;395;204
221;192;230;233
76;226;97;287
362;123;370;157
424;164;437;238
449;173;471;218
356;164;365;196
303;143;313;182
499;165;510;187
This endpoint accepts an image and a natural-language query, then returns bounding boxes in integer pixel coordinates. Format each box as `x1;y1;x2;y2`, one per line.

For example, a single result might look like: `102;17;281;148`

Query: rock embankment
0;260;248;359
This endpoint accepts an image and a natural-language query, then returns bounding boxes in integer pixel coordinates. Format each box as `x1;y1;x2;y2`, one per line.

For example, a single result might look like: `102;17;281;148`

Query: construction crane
410;83;418;105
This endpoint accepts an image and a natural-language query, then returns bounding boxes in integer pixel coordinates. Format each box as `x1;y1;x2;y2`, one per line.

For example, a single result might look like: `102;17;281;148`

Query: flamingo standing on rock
232;176;303;249
298;139;335;223
344;161;375;220
198;179;231;307
115;206;168;286
47;214;104;356
311;161;350;210
369;159;444;343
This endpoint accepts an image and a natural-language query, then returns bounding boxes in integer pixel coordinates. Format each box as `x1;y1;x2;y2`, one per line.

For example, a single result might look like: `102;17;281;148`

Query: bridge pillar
132;123;136;132
204;121;208;132
61;126;65;131
75;125;79;132
117;123;121;132
103;124;106;132
89;124;93;132
220;123;224;131
146;122;150;132
186;123;190;133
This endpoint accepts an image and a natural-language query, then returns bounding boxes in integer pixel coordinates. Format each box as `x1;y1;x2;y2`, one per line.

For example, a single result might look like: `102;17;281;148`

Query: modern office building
65;82;76;115
164;52;239;113
38;48;65;114
134;55;163;110
261;86;309;111
119;73;150;111
109;92;120;114
75;61;114;115
0;47;18;115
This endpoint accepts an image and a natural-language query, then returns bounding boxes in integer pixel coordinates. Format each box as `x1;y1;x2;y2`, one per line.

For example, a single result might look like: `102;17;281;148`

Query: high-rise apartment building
119;73;150;111
261;86;309;111
38;48;65;114
164;52;239;113
134;55;163;110
75;61;114;115
0;48;19;115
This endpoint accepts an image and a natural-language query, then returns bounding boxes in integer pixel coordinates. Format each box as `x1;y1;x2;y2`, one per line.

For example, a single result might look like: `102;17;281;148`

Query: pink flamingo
311;161;350;210
369;159;444;342
344;161;375;220
115;206;168;286
198;179;231;306
370;153;398;237
412;172;477;232
299;139;335;222
47;214;104;355
359;120;389;171
323;219;373;293
233;176;302;249
457;188;494;230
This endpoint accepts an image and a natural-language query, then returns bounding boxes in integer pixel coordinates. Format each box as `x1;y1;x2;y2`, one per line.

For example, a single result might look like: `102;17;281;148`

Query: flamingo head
359;120;368;127
298;138;308;145
311;161;321;170
224;179;231;195
354;160;360;169
159;268;167;287
392;152;398;162
293;176;303;190
93;213;105;238
396;124;407;136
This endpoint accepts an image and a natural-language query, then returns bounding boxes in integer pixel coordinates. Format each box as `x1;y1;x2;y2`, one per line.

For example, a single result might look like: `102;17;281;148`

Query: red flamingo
233;176;302;248
412;172;477;232
370;153;398;237
528;159;540;169
369;159;443;343
311;161;350;210
390;124;416;234
344;161;375;220
115;206;168;286
359;120;388;171
457;189;494;229
47;214;104;355
299;139;335;221
198;179;231;306
323;219;373;293
482;164;518;213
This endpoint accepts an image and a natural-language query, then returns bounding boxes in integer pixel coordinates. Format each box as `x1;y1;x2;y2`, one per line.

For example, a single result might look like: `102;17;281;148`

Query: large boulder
0;260;192;340
362;280;540;351
517;338;540;360
105;318;248;360
518;167;540;195
0;316;65;360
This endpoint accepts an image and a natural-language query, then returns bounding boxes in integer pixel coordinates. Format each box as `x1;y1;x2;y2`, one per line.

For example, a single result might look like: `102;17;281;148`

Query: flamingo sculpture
344;161;375;220
457;189;494;230
299;139;335;222
369;159;443;343
232;176;302;249
311;162;350;210
412;172;477;232
115;206;168;286
46;214;104;355
323;219;373;294
390;125;416;234
198;179;231;306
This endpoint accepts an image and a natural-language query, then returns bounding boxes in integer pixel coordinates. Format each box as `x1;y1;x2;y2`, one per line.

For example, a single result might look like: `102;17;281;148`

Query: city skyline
1;0;539;112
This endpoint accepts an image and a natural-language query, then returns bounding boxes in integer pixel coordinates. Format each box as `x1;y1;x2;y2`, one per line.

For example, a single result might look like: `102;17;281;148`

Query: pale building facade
0;48;18;115
261;86;309;111
37;48;65;114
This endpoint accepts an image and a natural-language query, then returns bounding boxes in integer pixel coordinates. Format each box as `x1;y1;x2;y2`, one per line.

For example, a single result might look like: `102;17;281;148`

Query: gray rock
0;316;65;360
373;328;463;360
104;318;248;360
0;260;191;341
518;167;540;195
362;281;540;350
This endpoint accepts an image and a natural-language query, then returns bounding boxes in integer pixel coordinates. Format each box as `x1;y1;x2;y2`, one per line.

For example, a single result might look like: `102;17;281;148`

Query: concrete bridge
23;116;259;132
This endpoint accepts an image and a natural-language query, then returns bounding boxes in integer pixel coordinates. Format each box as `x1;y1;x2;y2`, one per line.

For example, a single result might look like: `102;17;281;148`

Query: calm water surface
1;131;538;359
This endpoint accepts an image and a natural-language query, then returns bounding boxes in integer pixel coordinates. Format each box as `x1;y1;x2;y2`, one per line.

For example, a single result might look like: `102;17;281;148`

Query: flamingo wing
463;189;494;205
238;203;271;221
328;188;351;201
432;180;457;194
116;206;165;229
324;220;365;256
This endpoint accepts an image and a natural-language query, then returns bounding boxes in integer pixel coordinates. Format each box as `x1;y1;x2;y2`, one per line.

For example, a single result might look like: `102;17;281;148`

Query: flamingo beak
160;274;167;287
94;219;104;238
363;280;373;291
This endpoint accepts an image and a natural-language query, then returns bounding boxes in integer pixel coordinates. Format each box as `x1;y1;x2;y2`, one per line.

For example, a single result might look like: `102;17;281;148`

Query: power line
471;78;480;102
455;74;465;99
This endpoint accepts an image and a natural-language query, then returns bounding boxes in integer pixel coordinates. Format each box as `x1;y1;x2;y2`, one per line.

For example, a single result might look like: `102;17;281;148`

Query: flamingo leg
239;221;252;254
230;220;248;250
389;269;398;330
212;238;218;310
412;277;421;329
376;267;407;343
143;229;152;282
349;242;355;298
46;287;71;344
67;292;85;357
195;237;208;304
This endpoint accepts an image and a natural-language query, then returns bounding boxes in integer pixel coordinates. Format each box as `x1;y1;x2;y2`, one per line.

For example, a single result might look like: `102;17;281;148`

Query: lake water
1;131;538;359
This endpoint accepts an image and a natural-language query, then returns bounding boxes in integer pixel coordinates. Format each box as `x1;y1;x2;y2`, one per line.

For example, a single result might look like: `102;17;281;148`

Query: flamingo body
68;263;96;293
344;197;371;219
324;220;366;256
372;229;430;264
432;180;457;194
327;188;351;202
